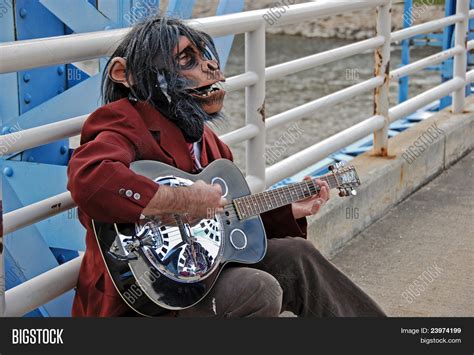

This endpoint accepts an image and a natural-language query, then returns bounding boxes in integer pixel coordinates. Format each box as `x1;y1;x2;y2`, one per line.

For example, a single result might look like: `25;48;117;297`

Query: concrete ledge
308;96;474;258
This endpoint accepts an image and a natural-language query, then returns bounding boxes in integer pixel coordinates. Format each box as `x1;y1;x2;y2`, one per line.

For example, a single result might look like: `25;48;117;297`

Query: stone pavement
330;151;473;316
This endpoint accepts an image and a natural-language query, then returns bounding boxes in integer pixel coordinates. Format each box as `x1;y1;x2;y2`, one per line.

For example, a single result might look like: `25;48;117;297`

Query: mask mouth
186;80;225;99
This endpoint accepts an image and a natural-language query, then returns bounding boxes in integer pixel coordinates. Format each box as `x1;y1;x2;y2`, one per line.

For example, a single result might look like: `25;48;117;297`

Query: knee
289;237;320;259
242;271;283;317
284;238;329;275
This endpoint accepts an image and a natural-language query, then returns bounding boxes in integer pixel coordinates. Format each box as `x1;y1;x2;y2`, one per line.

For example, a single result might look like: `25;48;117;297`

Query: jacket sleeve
260;205;308;239
67;130;159;223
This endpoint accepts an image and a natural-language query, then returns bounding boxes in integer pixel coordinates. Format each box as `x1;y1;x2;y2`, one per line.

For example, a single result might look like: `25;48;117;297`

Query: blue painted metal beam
40;0;115;33
166;0;195;18
399;0;412;104
3;162;79;316
3;161;85;251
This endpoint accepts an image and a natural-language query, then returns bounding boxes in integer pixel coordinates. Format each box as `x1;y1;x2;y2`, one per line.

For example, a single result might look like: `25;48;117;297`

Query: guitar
92;159;360;316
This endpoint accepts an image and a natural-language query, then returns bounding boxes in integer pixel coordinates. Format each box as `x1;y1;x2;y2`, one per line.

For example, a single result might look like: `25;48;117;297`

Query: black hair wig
102;16;223;142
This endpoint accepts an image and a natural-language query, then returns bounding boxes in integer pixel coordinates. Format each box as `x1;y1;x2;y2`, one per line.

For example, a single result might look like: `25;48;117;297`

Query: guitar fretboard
232;175;339;220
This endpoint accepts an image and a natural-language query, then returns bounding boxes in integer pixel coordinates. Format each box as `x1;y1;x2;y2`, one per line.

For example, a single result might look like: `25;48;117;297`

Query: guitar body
92;159;267;316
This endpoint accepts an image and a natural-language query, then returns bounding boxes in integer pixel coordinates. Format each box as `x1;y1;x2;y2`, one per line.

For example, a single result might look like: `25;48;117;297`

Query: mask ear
108;57;133;87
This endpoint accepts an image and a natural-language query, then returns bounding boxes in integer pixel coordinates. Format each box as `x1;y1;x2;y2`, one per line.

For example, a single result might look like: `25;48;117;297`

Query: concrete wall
308;97;474;258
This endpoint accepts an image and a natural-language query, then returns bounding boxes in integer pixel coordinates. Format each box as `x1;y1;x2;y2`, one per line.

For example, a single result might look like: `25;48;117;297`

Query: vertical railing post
452;0;469;114
373;1;392;157
245;24;266;192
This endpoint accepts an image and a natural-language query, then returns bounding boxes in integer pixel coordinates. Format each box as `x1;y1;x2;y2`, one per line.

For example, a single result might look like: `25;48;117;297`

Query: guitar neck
232;174;339;220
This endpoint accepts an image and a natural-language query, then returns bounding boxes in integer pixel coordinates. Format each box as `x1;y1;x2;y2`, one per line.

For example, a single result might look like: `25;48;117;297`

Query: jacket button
119;188;125;195
125;190;133;197
133;193;141;200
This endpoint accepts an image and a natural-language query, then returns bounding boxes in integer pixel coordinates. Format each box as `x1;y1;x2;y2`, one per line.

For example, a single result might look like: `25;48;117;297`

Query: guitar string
142;183;318;241
129;173;353;256
139;174;347;240
227;178;328;218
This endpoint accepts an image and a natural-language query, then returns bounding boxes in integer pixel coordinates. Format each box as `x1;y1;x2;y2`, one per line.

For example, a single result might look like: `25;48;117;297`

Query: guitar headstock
328;162;361;197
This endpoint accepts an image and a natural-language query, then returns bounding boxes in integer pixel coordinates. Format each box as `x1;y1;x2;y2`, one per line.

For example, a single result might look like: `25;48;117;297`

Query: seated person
67;16;385;318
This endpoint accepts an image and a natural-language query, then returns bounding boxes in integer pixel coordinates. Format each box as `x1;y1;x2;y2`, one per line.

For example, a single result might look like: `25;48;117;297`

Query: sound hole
229;229;247;250
211;177;228;198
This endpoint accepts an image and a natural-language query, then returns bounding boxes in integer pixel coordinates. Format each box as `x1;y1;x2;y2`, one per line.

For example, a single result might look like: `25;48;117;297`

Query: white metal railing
0;0;471;317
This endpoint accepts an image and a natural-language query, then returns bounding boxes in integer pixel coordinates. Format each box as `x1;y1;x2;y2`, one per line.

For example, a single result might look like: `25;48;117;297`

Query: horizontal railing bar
389;77;465;122
390;45;464;80
4;254;83;317
2;76;382;234
470;9;474;19
0;71;257;156
265;36;386;81
225;71;259;92
265;115;385;187
467;40;474;51
0;1;388;74
254;0;389;29
3;125;260;233
3;192;75;235
3;79;465;234
391;14;464;43
266;76;384;130
0;115;88;157
220;124;260;145
466;69;474;83
0;28;129;75
0;72;382;156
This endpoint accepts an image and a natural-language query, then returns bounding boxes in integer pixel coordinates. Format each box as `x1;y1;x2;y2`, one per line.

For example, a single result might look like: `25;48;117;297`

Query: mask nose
202;60;220;72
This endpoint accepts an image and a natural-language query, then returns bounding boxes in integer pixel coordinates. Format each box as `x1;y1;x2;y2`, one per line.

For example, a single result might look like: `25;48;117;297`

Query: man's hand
291;178;330;219
141;180;227;219
187;180;228;217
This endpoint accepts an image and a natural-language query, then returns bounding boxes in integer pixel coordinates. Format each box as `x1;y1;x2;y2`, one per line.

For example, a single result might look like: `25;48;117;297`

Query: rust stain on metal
450;109;471;114
384;60;390;84
370;146;396;159
399;166;404;186
373;47;390;114
373;48;383;114
258;100;266;122
51;203;62;209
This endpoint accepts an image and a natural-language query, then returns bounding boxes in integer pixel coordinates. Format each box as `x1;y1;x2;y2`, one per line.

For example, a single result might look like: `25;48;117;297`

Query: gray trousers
178;237;386;317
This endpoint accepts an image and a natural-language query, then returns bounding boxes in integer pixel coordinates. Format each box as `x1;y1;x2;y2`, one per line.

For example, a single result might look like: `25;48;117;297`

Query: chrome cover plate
119;175;225;283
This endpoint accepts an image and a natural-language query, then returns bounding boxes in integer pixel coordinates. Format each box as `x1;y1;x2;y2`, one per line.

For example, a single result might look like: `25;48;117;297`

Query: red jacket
67;98;307;317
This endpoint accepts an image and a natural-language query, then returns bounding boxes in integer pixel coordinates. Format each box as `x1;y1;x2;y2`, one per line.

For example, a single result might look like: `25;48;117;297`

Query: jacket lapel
134;101;194;172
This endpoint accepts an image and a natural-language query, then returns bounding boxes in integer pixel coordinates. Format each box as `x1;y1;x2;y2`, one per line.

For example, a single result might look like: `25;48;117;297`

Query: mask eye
178;52;191;66
178;48;198;70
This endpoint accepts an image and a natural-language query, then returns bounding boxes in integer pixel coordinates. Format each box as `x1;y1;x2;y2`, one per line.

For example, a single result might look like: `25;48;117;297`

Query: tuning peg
351;189;357;196
328;164;335;171
338;189;345;197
